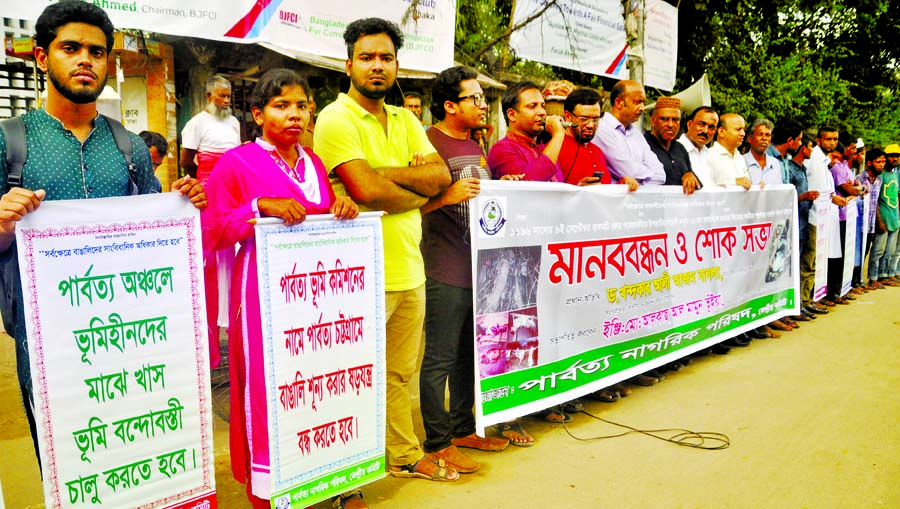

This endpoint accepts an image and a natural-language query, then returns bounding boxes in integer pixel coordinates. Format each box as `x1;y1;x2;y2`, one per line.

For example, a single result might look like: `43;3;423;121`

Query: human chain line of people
2;2;898;509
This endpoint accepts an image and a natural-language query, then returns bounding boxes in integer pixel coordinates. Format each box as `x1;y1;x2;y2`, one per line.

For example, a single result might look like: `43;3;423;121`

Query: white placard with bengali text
256;215;386;509
17;194;215;509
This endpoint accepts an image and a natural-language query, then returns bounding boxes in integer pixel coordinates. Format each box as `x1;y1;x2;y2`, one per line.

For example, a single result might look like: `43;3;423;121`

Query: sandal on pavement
452;433;509;452
534;407;571;423
390;457;459;482
332;489;367;509
611;383;632;397
495;421;535;447
585;389;619;402
562;399;584;413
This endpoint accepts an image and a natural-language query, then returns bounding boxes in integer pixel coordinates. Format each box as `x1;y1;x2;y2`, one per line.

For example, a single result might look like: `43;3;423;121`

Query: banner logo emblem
479;198;506;236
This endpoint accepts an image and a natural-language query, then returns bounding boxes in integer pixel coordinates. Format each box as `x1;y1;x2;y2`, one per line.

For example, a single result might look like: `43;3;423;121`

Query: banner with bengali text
17;194;215;509
255;215;385;509
470;182;799;431
5;0;454;74
841;200;858;296
508;0;678;91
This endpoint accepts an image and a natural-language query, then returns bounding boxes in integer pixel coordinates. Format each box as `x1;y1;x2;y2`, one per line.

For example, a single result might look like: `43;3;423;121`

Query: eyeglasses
457;92;487;106
574;115;602;125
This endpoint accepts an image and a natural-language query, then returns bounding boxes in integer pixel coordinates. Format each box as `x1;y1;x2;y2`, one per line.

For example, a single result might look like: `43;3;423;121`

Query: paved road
3;287;899;508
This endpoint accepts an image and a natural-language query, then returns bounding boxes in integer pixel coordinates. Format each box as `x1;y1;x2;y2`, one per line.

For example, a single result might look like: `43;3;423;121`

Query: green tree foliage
455;0;899;144
678;0;900;145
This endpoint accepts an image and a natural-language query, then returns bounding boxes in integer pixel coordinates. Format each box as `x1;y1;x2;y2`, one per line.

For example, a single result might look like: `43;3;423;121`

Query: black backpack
0;114;138;333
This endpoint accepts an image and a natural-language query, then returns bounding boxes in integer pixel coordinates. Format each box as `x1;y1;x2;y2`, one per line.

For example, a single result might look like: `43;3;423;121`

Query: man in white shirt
708;113;751;189
677;106;718;186
180;75;242;368
180;75;241;183
804;126;848;308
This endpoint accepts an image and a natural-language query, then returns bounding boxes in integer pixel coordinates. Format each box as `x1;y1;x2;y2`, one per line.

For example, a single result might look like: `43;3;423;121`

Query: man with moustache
487;81;565;181
708;113;752;190
315;17;453;491
0;0;205;467
418;66;513;472
557;87;639;189
180;75;241;183
678;106;718;186
591;79;665;185
645;96;701;194
558;87;610;185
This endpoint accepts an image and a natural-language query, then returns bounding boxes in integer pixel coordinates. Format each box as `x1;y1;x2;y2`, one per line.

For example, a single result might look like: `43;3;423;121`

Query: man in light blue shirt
592;80;665;186
744;118;783;185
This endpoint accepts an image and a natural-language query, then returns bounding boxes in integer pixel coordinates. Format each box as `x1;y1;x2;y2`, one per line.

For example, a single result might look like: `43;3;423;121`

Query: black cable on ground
560;409;731;450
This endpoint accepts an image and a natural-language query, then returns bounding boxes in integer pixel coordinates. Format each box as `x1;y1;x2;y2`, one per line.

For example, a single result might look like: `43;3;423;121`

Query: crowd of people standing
2;3;898;509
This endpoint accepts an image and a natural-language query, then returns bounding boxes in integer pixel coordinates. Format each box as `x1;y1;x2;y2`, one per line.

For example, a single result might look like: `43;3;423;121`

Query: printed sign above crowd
7;0;455;73
509;0;678;90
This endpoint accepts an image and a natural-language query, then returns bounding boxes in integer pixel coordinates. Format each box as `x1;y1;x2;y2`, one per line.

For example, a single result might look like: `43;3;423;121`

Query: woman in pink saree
202;69;358;508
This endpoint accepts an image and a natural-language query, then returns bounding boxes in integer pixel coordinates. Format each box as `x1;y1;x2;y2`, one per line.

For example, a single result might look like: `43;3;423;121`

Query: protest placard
18;194;215;508
255;215;385;509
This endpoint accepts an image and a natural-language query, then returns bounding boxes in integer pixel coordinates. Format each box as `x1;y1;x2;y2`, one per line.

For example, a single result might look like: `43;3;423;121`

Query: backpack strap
1;117;27;189
101;115;141;195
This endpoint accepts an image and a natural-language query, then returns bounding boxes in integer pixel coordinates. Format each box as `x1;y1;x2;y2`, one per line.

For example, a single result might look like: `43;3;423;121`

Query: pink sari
201;142;335;499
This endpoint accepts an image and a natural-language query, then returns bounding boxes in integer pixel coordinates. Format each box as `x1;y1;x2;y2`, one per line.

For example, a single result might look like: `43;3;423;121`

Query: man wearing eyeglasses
487;81;565;181
644;96;701;194
417;66;516;471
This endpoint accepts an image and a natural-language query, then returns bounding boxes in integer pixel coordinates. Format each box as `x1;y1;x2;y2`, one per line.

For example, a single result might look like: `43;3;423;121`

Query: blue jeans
868;229;898;281
419;278;476;453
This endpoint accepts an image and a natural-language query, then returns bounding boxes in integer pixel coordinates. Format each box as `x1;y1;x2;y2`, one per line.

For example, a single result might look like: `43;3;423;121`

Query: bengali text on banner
469;182;800;432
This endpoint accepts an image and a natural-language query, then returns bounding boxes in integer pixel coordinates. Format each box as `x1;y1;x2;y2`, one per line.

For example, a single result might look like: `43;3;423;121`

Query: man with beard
592;79;665;185
558;87;638;190
487;80;565;181
180;75;241;183
805;126;849;307
181;75;241;372
0;0;205;468
678;106;718;186
315;18;453;494
418;66;513;473
645;96;701;194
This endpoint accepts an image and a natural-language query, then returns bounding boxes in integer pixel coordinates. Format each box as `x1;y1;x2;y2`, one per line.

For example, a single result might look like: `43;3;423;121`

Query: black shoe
747;328;770;340
801;308;818;320
711;344;732;355
727;334;752;347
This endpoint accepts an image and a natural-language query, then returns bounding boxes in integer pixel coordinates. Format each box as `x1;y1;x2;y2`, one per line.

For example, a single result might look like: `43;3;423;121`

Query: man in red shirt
559;88;638;190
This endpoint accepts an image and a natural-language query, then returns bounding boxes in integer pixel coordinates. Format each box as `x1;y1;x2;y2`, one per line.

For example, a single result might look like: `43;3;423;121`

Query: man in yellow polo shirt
315;17;454;487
